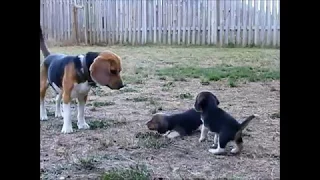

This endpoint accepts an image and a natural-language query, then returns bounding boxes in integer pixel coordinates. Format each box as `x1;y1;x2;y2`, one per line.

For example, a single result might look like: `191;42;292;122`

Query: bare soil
40;46;280;180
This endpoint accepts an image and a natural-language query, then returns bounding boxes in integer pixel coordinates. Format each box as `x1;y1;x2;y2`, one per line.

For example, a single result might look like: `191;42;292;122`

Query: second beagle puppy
194;91;257;155
146;109;202;139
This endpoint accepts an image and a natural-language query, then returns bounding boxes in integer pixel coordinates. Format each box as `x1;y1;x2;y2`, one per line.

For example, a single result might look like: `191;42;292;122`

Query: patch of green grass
178;93;193;99
123;75;145;85
120;87;138;93
102;164;150;180
92;101;116;107
136;132;172;149
89;120;110;130
156;65;280;84
74;156;97;170
126;96;149;102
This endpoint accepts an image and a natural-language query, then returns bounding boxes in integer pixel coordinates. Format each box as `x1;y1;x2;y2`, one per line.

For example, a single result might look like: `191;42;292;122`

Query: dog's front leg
77;95;90;130
199;124;209;142
55;93;62;118
61;90;73;134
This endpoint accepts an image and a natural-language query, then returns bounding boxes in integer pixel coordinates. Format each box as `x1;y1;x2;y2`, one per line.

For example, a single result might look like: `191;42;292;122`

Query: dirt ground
40;46;280;180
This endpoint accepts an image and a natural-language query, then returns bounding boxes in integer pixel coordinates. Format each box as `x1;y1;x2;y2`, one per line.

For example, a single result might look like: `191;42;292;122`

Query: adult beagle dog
194;91;257;155
40;25;124;133
146;109;202;139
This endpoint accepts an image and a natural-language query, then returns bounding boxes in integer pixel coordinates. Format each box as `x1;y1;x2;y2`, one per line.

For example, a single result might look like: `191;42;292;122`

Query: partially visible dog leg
211;133;218;148
208;137;226;155
77;95;90;130
162;131;171;137
199;124;209;142
40;65;48;121
208;132;231;155
166;131;181;139
55;93;62;118
61;63;76;134
231;137;243;154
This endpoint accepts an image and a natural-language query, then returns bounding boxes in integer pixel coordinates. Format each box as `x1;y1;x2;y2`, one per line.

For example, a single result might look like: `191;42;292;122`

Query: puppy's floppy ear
212;94;220;105
146;117;159;130
194;93;206;112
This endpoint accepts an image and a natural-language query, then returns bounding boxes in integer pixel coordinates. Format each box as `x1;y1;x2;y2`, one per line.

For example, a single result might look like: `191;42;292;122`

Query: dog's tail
234;114;258;140
40;25;50;58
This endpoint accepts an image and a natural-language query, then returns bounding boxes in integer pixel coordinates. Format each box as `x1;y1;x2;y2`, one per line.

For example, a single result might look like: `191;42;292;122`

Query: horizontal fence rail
40;0;280;47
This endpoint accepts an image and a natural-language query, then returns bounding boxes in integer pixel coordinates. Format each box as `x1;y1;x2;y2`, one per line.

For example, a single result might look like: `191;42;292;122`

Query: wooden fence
40;0;280;47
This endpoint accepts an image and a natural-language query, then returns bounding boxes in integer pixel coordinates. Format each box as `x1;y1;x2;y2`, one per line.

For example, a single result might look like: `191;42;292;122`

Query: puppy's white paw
61;124;73;134
210;143;218;149
208;148;226;155
231;147;240;154
77;122;90;130
199;136;206;142
166;131;180;139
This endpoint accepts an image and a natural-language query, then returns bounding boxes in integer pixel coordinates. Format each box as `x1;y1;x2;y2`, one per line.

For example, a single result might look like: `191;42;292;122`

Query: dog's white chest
71;81;91;98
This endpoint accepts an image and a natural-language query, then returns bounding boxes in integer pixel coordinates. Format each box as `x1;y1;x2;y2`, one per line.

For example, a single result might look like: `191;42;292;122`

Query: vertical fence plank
236;0;241;46
201;0;206;45
224;0;229;46
177;0;181;45
242;0;247;47
187;0;191;45
212;0;217;45
260;0;265;47
272;0;277;47
254;0;259;46
248;0;253;46
266;0;271;46
158;0;162;43
277;0;280;46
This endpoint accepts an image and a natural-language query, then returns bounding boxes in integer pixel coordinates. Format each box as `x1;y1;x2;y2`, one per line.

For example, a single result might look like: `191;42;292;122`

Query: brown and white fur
40;25;124;133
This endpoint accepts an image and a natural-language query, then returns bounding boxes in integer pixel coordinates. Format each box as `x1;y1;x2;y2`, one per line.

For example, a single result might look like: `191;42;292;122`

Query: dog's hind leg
55;93;62;118
40;64;49;121
76;95;90;130
208;131;233;155
231;136;243;154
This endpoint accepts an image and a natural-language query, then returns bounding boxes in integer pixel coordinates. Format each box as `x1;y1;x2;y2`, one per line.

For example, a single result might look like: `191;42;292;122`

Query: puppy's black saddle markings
147;108;202;139
195;91;257;155
44;52;100;94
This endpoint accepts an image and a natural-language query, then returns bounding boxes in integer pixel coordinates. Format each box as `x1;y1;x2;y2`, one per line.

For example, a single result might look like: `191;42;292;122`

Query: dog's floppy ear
194;93;206;112
212;94;220;106
89;53;123;89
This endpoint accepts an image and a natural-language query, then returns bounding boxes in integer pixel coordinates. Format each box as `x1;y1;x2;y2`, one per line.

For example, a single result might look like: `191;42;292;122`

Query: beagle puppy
194;91;257;155
40;25;124;133
146;109;202;139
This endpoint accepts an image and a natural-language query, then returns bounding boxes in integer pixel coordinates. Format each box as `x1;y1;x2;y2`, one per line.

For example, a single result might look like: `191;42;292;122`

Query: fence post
72;0;83;45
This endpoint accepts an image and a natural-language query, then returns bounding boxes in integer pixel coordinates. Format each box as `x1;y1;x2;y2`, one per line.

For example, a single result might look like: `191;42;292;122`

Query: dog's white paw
208;148;226;155
40;114;48;121
40;107;48;121
199;136;206;142
61;124;73;134
77;122;90;130
55;111;62;118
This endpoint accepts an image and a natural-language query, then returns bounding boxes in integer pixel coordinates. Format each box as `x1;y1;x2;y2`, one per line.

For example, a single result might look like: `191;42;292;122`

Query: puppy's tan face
89;51;124;90
146;114;168;134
